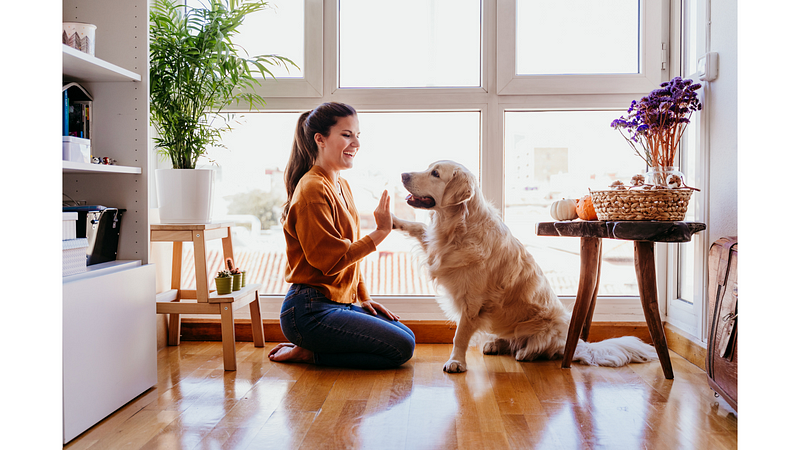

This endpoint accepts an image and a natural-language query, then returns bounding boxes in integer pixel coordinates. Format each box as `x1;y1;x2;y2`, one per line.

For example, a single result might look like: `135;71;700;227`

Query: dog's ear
441;168;474;207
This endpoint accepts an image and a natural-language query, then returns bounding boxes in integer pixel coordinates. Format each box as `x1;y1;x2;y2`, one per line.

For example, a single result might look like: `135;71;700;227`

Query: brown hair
282;102;358;221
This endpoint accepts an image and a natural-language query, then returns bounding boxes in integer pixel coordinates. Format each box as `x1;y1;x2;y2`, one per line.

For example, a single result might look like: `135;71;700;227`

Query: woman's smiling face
314;114;361;175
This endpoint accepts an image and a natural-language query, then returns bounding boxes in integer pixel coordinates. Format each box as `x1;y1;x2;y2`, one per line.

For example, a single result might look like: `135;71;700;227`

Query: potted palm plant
150;0;296;223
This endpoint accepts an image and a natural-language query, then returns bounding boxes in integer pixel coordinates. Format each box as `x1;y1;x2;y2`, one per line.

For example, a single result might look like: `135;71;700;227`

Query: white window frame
250;0;324;98
664;0;710;341
497;0;669;95
247;0;685;324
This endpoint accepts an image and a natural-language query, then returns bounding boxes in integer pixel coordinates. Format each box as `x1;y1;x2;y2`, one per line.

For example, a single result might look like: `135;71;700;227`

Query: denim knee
394;329;416;366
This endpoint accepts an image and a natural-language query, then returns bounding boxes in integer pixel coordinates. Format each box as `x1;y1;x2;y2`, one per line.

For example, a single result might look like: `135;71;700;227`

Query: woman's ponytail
283;111;314;222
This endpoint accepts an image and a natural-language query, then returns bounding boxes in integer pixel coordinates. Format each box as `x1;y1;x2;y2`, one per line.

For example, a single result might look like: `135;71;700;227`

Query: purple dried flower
610;76;702;168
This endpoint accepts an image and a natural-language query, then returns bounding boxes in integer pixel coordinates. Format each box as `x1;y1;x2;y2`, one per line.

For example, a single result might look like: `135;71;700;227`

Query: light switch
697;52;719;81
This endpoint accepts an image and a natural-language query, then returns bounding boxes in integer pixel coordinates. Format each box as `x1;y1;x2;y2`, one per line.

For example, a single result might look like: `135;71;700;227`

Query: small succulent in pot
217;270;232;278
225;258;241;275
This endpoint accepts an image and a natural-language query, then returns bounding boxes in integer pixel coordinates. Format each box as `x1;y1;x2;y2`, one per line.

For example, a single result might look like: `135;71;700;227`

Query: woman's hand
368;190;392;246
374;190;392;231
361;299;400;321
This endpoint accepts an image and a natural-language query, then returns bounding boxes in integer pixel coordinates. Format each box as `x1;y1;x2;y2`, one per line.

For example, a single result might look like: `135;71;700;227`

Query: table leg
168;241;183;346
170;241;183;290
581;239;602;341
562;237;602;369
220;303;237;371
249;291;265;348
633;241;674;379
192;230;209;303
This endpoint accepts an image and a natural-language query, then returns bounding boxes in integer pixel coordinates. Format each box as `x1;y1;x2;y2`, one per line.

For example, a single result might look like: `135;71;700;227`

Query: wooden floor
65;341;737;450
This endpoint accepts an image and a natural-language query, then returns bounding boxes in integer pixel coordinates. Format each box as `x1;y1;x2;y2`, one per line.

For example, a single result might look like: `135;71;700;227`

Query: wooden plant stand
152;222;265;371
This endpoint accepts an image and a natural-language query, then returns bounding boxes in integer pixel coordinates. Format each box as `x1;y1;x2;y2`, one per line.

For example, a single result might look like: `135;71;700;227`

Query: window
504;110;644;296
196;111;480;295
516;0;640;76
186;0;306;80
498;0;665;95
666;0;709;338
174;0;683;323
339;0;481;88
231;0;305;78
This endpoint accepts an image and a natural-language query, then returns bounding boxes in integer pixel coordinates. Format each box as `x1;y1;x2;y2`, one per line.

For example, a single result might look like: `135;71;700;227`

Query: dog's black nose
401;173;410;183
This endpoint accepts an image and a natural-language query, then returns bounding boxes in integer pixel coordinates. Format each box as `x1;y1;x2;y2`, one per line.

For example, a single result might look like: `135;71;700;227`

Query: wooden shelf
62;44;141;83
63;160;142;174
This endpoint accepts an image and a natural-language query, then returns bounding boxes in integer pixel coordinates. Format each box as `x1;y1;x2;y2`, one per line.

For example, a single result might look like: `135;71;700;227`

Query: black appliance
63;205;125;265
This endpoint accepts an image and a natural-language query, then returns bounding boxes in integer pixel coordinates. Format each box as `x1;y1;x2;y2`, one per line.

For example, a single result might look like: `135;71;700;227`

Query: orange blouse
283;166;375;303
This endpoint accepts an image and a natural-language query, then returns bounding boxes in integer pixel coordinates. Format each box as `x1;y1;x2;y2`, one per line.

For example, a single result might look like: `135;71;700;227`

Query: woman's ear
314;132;325;148
442;169;474;207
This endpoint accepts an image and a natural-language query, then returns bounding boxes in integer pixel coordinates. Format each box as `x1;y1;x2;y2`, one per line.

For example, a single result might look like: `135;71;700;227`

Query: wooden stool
536;221;706;379
152;222;265;371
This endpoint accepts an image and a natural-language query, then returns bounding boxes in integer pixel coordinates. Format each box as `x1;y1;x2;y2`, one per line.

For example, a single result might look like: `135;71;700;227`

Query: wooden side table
151;222;265;371
536;221;706;379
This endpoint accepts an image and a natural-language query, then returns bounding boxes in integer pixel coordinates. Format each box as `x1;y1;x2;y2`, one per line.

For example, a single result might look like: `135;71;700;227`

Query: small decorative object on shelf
63;22;97;56
226;258;242;291
215;270;233;295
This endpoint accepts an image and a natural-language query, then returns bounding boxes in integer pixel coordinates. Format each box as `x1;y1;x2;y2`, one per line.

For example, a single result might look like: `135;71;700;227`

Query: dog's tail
573;336;658;367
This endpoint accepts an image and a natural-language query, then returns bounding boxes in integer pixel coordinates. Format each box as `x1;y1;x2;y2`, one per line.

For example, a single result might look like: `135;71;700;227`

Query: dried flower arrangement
611;77;702;169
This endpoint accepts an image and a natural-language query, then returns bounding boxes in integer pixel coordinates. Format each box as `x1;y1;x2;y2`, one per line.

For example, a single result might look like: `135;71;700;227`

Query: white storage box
63;238;88;276
63;212;78;240
63;136;91;164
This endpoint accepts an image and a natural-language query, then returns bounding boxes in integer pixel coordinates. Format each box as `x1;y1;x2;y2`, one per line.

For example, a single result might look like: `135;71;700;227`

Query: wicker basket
591;189;693;221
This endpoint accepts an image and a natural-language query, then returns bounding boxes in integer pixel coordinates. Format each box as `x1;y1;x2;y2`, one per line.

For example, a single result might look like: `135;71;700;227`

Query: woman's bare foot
268;343;314;363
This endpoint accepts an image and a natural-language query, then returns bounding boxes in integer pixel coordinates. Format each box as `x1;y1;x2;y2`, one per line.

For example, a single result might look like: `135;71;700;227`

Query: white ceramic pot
155;168;214;224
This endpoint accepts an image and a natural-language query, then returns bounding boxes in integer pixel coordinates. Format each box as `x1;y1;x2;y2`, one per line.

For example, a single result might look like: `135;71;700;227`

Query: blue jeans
279;284;416;369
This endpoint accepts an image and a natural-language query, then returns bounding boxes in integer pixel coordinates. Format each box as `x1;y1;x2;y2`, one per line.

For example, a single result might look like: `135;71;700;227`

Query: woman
268;102;415;369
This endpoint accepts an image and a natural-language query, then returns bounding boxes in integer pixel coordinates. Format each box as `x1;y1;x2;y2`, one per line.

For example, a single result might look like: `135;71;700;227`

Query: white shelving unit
62;0;155;444
62;44;141;82
62;160;141;174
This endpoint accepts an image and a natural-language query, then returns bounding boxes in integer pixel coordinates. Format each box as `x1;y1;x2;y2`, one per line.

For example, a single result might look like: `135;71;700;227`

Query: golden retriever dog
393;160;657;373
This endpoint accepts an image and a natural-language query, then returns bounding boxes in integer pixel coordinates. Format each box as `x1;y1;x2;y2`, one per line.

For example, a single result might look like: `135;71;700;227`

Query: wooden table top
536;221;706;243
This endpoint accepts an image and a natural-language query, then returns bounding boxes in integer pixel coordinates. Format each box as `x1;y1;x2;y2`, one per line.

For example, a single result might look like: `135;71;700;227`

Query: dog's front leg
392;215;428;250
443;314;478;373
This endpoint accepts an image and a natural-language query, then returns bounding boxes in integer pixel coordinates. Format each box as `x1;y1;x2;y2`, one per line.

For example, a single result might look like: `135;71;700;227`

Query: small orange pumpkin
576;195;598;220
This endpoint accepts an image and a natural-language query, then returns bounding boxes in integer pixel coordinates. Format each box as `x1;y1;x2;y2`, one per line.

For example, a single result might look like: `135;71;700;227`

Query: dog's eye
431;170;440;178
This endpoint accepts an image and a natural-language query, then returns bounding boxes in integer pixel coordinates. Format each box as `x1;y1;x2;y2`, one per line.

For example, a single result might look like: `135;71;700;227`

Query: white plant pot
155;168;214;224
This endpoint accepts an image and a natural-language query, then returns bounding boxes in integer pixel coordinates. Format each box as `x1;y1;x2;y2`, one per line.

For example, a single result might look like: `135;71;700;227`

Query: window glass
188;111;480;296
504;111;644;296
339;0;481;88
683;0;698;76
678;106;698;303
516;0;640;75
186;0;304;78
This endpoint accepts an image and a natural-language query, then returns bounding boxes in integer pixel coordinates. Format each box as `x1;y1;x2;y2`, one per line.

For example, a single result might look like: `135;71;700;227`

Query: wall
706;2;738;242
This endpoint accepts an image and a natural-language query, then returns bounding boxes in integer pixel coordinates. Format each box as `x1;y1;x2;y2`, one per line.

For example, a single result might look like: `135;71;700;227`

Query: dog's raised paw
443;360;467;373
